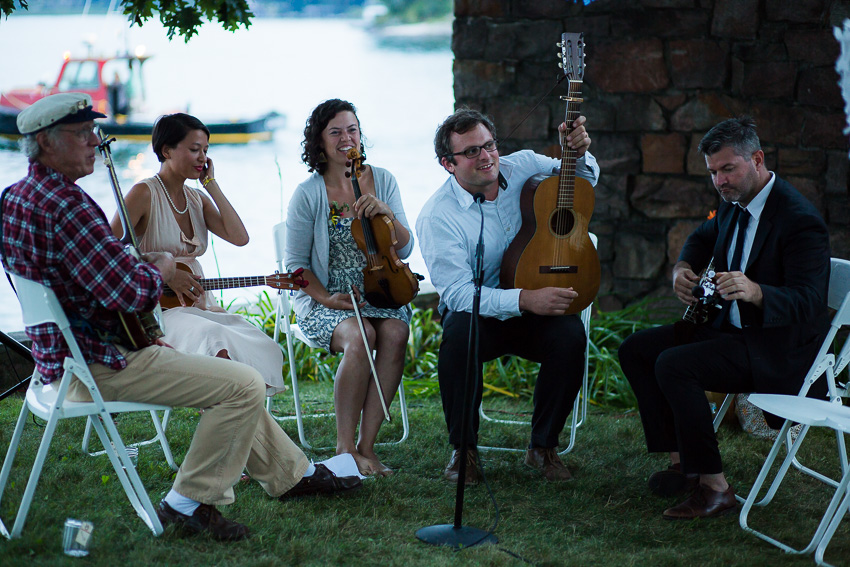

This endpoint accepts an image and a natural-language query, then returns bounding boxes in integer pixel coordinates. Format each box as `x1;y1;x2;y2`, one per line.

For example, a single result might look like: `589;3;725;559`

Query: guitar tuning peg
556;42;562;48
558;62;563;69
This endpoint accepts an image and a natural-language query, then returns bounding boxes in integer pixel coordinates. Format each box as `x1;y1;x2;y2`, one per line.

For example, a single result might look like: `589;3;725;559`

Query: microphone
473;192;485;203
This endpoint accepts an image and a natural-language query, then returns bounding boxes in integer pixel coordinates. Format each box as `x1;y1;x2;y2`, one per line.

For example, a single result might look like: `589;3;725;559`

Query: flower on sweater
329;201;350;230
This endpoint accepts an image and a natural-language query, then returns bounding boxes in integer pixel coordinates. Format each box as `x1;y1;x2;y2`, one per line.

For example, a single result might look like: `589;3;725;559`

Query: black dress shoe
663;484;737;519
648;463;699;497
443;449;481;485
157;501;250;541
279;464;362;499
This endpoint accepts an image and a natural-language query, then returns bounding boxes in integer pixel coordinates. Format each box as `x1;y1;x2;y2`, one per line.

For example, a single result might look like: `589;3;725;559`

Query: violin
345;148;422;309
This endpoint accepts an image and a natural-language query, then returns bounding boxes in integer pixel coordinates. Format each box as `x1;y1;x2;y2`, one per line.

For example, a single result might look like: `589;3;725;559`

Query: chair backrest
272;220;294;342
10;273;69;330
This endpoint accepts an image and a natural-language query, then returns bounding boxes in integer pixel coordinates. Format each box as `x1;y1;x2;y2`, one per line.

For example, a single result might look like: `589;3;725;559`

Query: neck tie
728;207;750;272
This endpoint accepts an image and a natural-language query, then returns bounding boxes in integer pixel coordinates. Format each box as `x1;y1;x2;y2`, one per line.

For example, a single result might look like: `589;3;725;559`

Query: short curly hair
697;116;761;158
434;108;497;165
301;99;364;175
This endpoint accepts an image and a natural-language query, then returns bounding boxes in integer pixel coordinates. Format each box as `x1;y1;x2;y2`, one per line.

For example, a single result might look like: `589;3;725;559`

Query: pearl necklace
154;174;189;215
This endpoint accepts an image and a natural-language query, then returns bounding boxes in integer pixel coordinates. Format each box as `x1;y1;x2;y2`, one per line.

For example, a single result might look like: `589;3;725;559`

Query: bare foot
358;448;393;477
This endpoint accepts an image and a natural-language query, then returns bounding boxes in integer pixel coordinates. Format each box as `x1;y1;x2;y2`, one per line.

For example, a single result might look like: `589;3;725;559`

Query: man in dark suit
618;116;831;519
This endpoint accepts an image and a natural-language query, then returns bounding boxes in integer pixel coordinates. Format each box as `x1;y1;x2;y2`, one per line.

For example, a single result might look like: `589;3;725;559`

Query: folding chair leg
815;471;850;567
88;415;163;536
81;410;176;471
0;402;33;539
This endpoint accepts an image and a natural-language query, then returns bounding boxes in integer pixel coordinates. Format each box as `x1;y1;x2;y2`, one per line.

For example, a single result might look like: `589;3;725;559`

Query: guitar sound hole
549;208;575;237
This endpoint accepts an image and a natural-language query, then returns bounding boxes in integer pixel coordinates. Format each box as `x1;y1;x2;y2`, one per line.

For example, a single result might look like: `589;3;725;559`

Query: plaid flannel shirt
1;162;163;383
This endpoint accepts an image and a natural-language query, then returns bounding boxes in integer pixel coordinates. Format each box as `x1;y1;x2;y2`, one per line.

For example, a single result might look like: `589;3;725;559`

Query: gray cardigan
284;166;415;318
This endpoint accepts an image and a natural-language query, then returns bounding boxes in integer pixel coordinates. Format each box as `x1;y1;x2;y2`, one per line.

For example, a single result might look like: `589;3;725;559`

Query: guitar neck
558;79;583;209
198;276;268;291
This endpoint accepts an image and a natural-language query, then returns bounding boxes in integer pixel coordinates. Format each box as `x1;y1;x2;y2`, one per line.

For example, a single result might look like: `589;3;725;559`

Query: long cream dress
137;176;285;396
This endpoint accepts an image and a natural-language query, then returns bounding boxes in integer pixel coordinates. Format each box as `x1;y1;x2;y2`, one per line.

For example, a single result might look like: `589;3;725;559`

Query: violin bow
349;285;391;422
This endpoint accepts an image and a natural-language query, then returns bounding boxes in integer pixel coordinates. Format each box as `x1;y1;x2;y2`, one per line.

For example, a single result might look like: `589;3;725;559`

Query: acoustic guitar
499;32;600;315
160;263;308;309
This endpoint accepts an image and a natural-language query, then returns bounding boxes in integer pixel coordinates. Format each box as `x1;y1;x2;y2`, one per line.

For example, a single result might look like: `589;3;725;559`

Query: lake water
0;15;454;332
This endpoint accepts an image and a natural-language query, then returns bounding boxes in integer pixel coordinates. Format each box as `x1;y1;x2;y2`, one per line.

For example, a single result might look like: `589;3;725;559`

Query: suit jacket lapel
714;204;738;271
745;180;780;272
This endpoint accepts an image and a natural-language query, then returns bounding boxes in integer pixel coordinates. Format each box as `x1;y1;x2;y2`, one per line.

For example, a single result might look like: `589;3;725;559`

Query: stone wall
453;0;850;309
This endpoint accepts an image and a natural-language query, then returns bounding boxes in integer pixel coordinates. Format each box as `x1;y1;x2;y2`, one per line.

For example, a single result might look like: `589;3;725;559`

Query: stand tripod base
415;524;498;548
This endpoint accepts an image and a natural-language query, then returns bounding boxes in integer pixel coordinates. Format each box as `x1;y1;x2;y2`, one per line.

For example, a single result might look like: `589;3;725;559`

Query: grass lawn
0;380;848;566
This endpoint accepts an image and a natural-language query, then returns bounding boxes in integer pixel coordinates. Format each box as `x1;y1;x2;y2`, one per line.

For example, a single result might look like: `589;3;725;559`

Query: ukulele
98;129;165;349
160;263;307;309
345;148;423;309
499;32;600;315
673;257;722;345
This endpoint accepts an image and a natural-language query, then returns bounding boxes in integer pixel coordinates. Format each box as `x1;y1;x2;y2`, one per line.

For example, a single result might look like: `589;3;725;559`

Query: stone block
642;132;687;174
766;0;827;23
566;15;611;40
640;0;695;7
513;0;582;18
670;39;729;89
687;132;709;176
826;151;850;196
592;133;641;174
740;61;797;99
668;219;706;265
616;95;666;131
613;231;668;280
455;0;509;18
777;148;827;177
786;29;840;66
749;103;804;146
788;176;826;217
488;21;563;61
827;200;850;225
732;41;788;62
802;109;848;149
581;98;617;131
489;97;549;140
452;18;488;60
610;8;709;38
631;175;717;218
829;225;850;262
711;0;759;39
670;93;744;132
593;173;630;222
586;38;669;93
654;93;688;112
796;67;843;109
454;59;513;99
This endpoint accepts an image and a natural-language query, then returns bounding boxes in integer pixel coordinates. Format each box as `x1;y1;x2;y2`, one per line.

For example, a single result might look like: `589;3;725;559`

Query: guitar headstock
558;32;585;81
268;268;309;291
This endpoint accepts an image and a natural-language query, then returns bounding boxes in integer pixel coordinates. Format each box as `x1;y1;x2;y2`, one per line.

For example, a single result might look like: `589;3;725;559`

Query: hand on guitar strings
519;287;578;316
672;262;700;306
353;193;392;220
714;271;764;308
165;267;204;307
559;115;591;158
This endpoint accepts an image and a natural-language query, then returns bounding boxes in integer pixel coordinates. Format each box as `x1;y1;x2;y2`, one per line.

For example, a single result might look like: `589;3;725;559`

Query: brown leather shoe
524;447;572;481
157;501;250;541
648;463;699;497
443;449;481;485
279;464;362;499
663;484;737;519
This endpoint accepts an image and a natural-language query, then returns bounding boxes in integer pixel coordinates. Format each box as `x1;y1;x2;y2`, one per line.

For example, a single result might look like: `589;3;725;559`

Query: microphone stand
416;193;498;548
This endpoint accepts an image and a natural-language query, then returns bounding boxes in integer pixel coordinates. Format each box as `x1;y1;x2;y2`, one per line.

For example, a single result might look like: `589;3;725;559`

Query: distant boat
0;51;284;144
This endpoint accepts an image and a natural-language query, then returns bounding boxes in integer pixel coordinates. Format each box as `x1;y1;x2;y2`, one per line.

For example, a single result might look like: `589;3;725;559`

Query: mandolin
499;32;600;315
674;257;722;345
160;263;307;309
98;128;165;349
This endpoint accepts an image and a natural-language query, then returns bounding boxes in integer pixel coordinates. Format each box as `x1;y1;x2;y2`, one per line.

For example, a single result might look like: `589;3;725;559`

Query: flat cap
16;92;107;135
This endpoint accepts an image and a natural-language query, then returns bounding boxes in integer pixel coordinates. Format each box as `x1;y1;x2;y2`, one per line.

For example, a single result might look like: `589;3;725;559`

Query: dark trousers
618;324;755;475
438;310;586;448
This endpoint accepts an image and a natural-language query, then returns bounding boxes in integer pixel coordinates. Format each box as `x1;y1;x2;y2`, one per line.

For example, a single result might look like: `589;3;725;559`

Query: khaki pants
67;344;309;505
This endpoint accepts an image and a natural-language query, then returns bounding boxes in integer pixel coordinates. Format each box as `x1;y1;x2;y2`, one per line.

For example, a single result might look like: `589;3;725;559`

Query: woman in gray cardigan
285;99;414;476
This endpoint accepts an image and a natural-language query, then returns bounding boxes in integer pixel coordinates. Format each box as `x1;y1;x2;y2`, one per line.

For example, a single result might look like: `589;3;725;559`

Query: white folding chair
266;220;410;450
81;407;175;471
733;257;850;559
0;274;170;538
478;233;597;455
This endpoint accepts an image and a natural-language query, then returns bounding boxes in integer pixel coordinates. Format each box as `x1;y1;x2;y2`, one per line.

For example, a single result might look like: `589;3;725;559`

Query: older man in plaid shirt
1;93;361;542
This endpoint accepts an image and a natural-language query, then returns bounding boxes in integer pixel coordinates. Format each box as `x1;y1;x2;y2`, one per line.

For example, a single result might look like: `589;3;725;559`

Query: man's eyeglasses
58;124;99;142
446;140;498;160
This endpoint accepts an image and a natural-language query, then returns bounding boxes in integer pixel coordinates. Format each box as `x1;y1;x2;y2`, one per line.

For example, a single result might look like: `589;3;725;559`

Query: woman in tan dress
110;113;285;396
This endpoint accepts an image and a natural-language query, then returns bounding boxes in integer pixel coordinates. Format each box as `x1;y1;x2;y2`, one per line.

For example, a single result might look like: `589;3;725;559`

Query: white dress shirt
728;171;776;328
416;149;600;320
